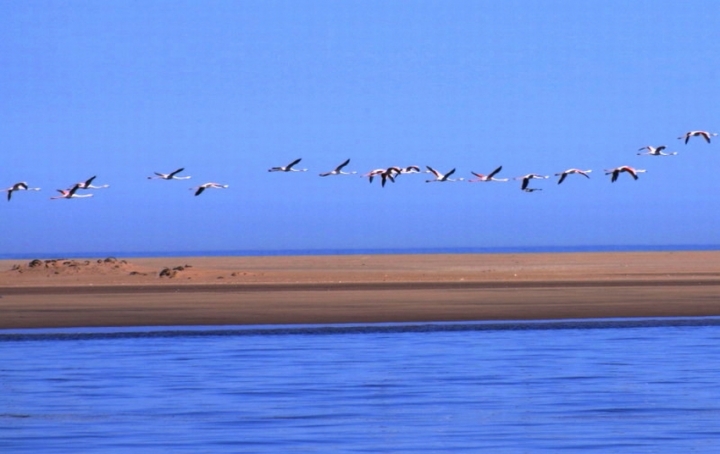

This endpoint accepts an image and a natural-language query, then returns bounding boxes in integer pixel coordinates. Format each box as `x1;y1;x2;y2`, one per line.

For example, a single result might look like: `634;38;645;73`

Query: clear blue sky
2;1;719;256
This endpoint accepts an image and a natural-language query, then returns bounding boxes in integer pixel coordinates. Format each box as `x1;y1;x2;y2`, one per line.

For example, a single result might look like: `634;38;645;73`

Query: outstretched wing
194;186;206;196
169;168;185;178
67;184;81;196
287;158;302;169
557;173;567;185
442;168;456;180
84;176;97;186
336;158;350;171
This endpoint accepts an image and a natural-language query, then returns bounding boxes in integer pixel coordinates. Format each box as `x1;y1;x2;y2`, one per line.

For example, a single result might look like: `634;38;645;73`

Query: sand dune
2;251;720;329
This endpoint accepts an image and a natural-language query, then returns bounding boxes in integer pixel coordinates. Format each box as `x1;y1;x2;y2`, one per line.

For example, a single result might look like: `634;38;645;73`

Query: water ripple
2;318;720;451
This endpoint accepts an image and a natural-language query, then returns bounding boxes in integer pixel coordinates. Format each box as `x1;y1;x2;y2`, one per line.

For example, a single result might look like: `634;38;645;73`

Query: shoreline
2;251;720;329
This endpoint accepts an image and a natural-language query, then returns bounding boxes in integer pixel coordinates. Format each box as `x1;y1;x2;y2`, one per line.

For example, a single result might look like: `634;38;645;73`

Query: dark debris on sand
158;265;192;279
10;257;130;275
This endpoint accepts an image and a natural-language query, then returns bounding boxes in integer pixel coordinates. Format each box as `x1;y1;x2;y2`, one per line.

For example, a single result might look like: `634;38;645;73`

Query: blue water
3;244;720;260
3;319;720;452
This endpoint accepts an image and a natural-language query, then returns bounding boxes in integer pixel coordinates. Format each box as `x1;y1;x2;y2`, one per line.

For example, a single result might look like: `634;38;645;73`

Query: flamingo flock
2;130;716;202
264;129;707;191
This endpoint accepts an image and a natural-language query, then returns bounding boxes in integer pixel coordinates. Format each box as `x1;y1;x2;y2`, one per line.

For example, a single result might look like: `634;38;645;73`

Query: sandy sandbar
1;251;720;329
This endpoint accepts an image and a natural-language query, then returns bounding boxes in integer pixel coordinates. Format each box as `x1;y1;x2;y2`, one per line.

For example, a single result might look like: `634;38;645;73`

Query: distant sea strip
3;244;720;260
3;317;720;343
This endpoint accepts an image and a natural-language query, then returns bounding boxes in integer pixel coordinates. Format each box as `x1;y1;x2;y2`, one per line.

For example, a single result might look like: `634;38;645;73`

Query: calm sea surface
2;318;720;452
3;243;720;260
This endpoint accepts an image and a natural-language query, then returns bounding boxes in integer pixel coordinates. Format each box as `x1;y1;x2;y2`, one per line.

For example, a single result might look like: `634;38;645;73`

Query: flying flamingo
678;131;717;144
50;184;93;200
191;183;229;196
76;176;109;189
398;165;422;174
637;146;676;156
362;169;387;184
425;166;463;182
319;159;356;176
268;158;307;172
468;166;508;183
555;169;591;184
604;166;646;182
4;182;41;201
514;174;548;191
380;167;402;187
148;168;191;180
362;167;400;186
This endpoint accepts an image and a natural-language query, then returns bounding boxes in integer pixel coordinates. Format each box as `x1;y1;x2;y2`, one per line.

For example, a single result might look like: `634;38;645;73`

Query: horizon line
2;244;720;260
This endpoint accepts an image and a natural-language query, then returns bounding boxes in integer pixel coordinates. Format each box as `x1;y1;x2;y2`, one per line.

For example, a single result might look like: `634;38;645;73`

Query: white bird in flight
4;182;41;201
50;184;93;200
468;166;508;183
268;158;307;172
381;167;402;186
605;166;646;182
637;145;676;156
555;169;591;184
678;131;717;144
362;168;386;183
76;176;110;189
514;174;548;191
398;165;422;174
191;182;229;196
148;168;191;180
362;167;401;187
425;166;463;182
319;159;356;176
